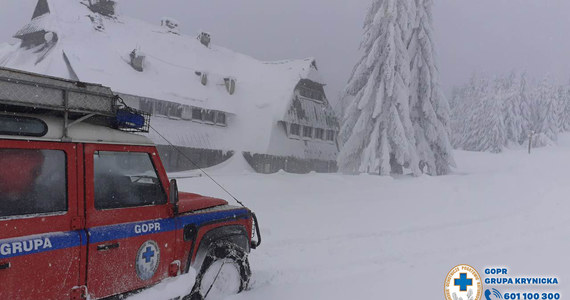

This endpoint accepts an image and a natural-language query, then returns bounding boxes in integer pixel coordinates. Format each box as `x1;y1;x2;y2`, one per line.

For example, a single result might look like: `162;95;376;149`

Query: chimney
195;71;208;86
224;77;236;95
87;0;116;16
197;32;211;48
160;17;180;34
129;49;145;72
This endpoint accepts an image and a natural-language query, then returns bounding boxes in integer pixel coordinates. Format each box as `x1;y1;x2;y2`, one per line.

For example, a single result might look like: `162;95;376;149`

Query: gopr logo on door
135;240;160;281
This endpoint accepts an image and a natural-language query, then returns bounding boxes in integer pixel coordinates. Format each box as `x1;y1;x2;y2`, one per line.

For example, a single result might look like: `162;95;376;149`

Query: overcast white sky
2;0;570;104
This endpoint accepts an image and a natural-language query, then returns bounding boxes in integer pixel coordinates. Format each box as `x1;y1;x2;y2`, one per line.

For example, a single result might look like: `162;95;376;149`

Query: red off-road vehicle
0;68;260;300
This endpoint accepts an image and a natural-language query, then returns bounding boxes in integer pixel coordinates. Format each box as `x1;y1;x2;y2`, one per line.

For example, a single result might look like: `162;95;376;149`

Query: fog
2;0;570;102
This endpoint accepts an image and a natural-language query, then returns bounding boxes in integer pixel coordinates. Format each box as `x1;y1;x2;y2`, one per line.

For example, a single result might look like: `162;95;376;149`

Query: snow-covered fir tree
452;75;506;153
449;80;477;148
338;0;420;175
531;77;558;145
483;78;508;152
559;83;570;132
449;86;466;148
338;0;454;175
408;0;455;175
500;72;526;145
518;72;532;144
555;85;570;132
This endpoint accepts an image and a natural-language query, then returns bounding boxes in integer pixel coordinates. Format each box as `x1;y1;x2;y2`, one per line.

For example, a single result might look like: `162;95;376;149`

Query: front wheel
188;241;251;300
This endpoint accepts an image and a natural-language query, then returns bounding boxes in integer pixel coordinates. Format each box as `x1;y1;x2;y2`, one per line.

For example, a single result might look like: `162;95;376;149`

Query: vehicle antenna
149;125;246;208
114;95;246;208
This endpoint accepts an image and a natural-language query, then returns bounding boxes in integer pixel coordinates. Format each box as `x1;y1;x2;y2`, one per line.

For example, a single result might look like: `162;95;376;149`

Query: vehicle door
84;144;175;299
0;140;82;300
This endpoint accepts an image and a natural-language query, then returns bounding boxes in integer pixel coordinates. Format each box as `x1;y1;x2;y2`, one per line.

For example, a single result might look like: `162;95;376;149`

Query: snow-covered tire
187;241;251;299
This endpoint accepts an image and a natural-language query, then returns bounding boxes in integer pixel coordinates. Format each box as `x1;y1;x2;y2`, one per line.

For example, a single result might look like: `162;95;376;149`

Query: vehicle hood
177;192;229;213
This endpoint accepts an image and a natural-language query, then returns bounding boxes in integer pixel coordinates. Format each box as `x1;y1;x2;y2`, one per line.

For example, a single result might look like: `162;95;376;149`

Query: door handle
0;262;11;270
97;243;119;251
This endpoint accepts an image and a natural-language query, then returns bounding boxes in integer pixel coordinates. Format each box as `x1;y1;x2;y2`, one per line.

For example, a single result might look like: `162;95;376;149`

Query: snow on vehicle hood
177;192;229;213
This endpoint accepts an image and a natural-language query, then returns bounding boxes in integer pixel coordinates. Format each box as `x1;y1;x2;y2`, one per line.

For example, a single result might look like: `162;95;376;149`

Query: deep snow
131;136;570;299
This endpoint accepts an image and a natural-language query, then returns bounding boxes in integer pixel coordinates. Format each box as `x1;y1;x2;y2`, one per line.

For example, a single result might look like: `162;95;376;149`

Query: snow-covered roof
0;0;324;154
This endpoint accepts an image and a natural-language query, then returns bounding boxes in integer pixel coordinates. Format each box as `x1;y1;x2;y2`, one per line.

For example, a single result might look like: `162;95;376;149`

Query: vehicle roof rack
0;67;116;116
0;67;150;139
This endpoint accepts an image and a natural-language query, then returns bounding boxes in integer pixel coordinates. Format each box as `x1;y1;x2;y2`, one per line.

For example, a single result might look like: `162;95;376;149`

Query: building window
204;110;216;123
192;108;203;120
181;106;192;120
155;101;166;116
299;87;323;101
169;104;183;119
326;130;335;142
144;100;185;118
215;112;227;126
303;126;313;138
140;99;154;114
290;123;300;136
315;128;325;140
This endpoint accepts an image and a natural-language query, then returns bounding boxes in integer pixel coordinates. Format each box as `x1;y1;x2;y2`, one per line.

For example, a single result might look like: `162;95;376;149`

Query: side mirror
170;179;179;214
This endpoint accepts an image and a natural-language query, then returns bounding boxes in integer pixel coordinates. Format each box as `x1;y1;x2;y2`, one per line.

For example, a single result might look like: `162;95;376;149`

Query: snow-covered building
0;0;340;173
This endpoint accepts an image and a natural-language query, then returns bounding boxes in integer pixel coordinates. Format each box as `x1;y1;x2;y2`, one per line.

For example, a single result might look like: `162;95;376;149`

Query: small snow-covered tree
554;85;569;132
517;72;532;144
531;77;558;143
450;74;481;149
559;83;570;131
338;0;420;175
449;87;465;148
407;0;455;175
460;76;506;153
500;72;525;145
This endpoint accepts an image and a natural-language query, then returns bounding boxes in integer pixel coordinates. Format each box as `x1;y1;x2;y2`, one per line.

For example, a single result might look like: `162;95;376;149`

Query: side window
192;108;203;120
204;110;216;123
215;112;226;126
303;126;313;138
326;130;336;142
94;151;167;210
315;128;324;140
0;149;67;218
290;123;300;136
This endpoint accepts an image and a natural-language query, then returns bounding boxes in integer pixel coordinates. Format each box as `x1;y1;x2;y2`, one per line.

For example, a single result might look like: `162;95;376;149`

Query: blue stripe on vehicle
0;231;81;259
79;230;88;246
0;209;249;259
88;218;177;243
88;208;249;244
177;208;250;228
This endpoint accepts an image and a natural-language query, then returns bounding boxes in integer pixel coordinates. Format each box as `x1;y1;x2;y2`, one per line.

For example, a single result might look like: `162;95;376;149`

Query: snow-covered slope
130;136;570;299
